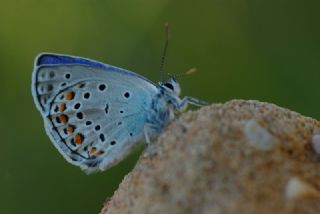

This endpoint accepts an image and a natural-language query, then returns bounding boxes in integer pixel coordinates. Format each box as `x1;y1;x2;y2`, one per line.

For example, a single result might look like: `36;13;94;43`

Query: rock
310;134;320;155
101;100;320;214
285;177;320;200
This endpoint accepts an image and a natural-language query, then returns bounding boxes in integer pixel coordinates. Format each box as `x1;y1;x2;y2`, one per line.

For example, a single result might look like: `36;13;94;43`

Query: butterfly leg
144;127;151;145
177;96;208;111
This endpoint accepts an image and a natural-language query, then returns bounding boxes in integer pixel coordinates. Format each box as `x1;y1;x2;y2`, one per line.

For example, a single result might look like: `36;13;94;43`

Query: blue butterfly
31;53;206;173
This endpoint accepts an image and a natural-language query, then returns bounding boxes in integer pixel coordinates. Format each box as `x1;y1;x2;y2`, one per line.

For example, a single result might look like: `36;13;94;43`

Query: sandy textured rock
101;100;320;214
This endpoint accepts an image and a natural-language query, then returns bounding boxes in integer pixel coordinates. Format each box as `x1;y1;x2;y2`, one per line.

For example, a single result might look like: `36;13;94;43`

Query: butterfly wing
32;53;159;173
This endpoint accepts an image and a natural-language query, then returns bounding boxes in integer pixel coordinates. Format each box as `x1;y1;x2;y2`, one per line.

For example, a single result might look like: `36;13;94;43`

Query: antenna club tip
186;67;198;75
164;22;169;28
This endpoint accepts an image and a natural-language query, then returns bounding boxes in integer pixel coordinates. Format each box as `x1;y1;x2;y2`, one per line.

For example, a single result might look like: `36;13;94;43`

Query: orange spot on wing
67;125;74;134
96;150;105;156
65;91;75;100
74;133;83;144
59;103;66;112
59;114;68;123
90;147;97;154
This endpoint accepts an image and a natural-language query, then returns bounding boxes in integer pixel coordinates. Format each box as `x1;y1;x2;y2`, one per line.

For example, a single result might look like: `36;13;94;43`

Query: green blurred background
1;0;319;213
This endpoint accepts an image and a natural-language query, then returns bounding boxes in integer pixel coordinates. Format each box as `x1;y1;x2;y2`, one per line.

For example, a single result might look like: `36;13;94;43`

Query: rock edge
101;100;320;214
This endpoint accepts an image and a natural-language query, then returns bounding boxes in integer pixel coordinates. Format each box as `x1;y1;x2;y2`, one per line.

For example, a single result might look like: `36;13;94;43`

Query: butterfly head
160;76;181;97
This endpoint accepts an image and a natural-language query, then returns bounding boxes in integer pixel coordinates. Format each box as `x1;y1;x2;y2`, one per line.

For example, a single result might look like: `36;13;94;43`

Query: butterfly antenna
159;22;170;82
174;67;198;78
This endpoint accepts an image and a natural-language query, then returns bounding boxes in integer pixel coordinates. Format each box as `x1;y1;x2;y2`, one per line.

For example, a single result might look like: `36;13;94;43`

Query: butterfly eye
164;83;174;91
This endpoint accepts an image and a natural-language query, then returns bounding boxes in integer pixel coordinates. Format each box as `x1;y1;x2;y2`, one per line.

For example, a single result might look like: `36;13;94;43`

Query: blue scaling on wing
35;53;155;85
36;54;107;69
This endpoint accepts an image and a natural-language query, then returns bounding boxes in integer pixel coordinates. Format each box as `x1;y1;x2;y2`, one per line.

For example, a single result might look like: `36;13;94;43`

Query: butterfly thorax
144;83;181;139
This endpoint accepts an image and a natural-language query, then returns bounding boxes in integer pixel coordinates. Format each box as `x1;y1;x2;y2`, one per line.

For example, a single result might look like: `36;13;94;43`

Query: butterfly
31;53;206;173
